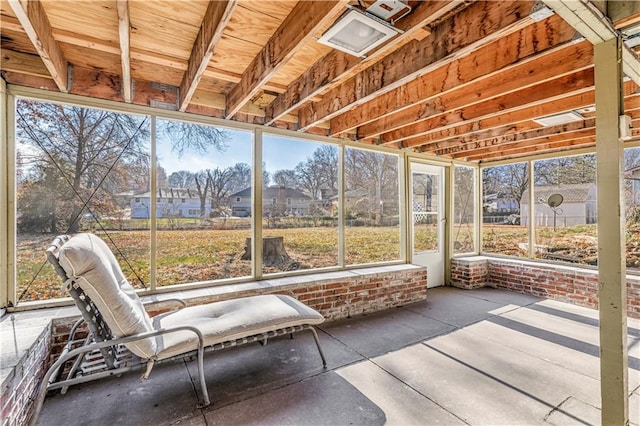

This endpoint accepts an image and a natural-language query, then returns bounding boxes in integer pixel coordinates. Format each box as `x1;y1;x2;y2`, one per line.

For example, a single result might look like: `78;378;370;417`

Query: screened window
345;147;401;264
262;134;339;274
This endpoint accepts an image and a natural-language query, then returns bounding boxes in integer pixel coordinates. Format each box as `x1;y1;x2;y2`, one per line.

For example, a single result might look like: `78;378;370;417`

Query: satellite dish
547;193;564;208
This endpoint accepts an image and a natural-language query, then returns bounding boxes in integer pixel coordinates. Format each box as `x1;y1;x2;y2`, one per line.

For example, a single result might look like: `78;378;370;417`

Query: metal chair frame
30;235;327;425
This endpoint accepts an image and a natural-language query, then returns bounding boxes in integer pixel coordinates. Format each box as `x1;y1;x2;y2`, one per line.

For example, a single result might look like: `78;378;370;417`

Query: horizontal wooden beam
298;0;541;130
1;49;50;77
179;0;238;111
433;118;596;156
470;135;596;162
357;38;592;139
330;13;578;136
7;0;68;92
225;0;348;119
409;84;639;151
265;0;466;124
383;68;595;144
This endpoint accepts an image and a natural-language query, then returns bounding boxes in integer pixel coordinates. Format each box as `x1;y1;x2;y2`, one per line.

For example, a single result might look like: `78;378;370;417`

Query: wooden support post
595;36;628;426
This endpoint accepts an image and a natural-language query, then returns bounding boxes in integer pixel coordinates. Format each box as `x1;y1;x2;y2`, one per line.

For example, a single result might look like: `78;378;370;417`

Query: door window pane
413;172;438;253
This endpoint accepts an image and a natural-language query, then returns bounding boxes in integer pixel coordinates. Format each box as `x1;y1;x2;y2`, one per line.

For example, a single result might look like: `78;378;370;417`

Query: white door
410;163;445;288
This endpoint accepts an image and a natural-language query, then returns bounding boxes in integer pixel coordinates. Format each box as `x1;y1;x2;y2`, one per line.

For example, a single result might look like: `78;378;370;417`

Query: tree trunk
241;236;293;267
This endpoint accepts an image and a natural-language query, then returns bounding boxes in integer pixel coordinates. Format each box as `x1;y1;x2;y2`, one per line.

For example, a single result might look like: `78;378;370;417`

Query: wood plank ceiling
1;0;639;163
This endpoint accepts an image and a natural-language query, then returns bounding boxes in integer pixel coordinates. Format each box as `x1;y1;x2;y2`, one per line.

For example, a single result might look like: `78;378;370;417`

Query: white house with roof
130;188;210;219
230;186;312;217
627;165;640;206
520;183;597;227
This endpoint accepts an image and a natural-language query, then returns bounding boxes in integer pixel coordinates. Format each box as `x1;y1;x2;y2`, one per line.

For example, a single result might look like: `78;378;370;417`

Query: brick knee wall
1;324;52;426
9;266;426;425
451;256;640;319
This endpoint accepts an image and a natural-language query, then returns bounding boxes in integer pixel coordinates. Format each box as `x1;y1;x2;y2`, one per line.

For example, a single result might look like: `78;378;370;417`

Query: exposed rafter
358;28;590;140
7;0;68;92
116;0;131;103
542;0;640;85
179;0;238;112
225;0;349;119
297;1;542;130
382;68;595;145
264;0;466;125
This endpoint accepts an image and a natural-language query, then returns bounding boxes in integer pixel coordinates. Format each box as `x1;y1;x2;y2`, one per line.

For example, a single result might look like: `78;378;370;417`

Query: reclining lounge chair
30;233;326;424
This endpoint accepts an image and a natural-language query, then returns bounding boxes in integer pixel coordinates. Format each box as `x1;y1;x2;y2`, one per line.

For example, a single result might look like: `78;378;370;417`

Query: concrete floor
38;287;640;425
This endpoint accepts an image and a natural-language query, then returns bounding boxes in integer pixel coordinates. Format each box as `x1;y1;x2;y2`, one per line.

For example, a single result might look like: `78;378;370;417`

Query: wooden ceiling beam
407;91;595;149
410;85;640;150
116;0;131;103
382;68;595;145
330;13;578;136
225;0;349;119
357;38;592;139
297;0;543;130
444;126;596;158
469;135;596;162
264;0;466;124
7;0;68;92
433;118;596;156
178;0;238;111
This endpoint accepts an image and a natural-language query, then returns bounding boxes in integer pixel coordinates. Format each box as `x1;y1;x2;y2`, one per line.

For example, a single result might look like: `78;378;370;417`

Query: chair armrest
143;298;187;314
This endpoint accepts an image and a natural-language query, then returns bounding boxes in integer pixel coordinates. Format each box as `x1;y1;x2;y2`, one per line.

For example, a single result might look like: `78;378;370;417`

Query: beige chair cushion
59;233;157;359
152;295;324;360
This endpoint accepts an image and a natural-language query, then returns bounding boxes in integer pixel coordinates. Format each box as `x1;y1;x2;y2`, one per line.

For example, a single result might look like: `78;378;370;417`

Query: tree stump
241;236;293;267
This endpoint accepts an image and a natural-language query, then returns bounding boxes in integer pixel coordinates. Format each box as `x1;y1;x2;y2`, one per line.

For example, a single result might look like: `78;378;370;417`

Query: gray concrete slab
203;371;386;426
319;306;455;358
406;286;508;327
37;361;201;426
335;360;465;425
544;397;601;426
185;328;362;407
35;287;640;426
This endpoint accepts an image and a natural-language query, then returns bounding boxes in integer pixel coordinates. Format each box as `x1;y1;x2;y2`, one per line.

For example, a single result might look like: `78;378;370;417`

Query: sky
156;128;322;176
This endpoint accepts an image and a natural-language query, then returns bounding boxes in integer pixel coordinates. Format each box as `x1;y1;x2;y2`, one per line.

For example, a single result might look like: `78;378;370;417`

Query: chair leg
196;345;210;407
308;327;327;368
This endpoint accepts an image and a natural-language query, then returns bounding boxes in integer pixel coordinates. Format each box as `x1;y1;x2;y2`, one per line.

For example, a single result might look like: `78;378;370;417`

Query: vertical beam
7;0;68;92
528;160;535;259
338;144;345;267
150;115;157;291
445;164;454;284
595;36;628;426
253;129;263;279
116;0;132;103
0;79;8;310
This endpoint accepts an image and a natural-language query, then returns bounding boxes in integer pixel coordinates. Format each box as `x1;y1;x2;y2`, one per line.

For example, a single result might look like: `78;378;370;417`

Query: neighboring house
230;186;312;217
483;193;520;213
520;183;597;227
331;189;399;216
130;188;210;219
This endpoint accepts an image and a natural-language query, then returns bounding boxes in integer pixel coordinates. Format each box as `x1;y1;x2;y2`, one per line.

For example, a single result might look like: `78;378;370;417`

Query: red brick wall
451;256;640;319
9;266;427;425
1;324;51;426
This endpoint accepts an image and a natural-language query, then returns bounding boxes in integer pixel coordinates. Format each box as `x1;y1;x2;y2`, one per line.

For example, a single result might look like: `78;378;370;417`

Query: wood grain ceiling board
0;0;16;16
223;4;282;46
128;0;206;61
131;59;184;87
0;26;39;55
268;40;332;87
238;0;298;21
59;42;122;75
208;34;263;74
40;0;118;43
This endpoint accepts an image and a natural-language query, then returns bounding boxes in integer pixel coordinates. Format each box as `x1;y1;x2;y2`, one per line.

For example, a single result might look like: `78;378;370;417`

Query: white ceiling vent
366;0;411;22
533;111;584;127
317;9;400;57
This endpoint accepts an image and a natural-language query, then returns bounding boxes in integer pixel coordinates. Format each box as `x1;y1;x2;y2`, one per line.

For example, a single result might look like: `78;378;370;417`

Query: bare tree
273;169;297;188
